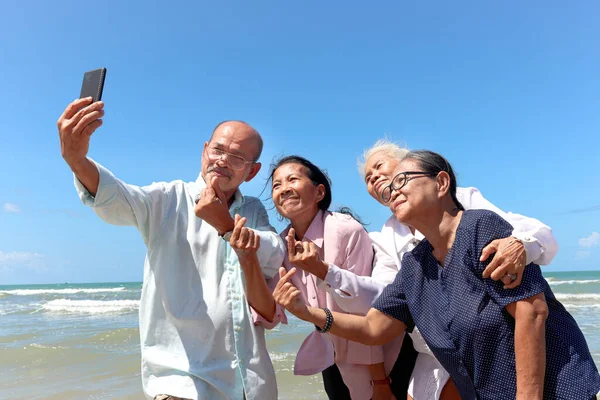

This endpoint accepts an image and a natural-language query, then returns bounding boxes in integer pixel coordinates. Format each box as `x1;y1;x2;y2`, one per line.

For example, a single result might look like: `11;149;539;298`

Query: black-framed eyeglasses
380;171;438;203
204;146;255;170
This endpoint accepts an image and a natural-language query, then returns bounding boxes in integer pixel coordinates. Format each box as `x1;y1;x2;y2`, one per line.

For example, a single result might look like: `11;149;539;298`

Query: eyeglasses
380;171;438;203
204;146;255;170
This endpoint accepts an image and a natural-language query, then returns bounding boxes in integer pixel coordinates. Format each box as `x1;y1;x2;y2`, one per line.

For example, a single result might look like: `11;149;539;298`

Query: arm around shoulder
458;186;558;265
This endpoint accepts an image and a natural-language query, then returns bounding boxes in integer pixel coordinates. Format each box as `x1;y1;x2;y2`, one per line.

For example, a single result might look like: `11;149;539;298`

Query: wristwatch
220;230;233;242
370;377;391;386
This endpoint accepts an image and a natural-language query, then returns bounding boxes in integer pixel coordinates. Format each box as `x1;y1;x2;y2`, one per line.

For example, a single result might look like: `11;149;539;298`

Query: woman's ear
316;184;326;202
437;171;451;198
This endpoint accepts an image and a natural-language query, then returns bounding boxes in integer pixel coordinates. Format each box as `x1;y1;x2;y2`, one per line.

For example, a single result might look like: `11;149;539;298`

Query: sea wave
42;299;139;314
0;287;127;296
555;293;600;301
548;279;600;286
562;304;600;310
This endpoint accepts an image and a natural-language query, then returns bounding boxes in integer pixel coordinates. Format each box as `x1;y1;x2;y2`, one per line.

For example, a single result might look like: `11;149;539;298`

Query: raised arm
57;97;104;196
58;98;168;244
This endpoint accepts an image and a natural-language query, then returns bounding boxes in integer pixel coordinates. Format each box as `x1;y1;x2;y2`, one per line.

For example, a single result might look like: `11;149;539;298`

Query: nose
368;173;380;188
279;181;292;195
214;156;228;168
389;188;400;202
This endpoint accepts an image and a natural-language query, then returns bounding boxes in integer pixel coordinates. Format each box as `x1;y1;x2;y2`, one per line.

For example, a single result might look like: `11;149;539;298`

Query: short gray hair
357;138;409;179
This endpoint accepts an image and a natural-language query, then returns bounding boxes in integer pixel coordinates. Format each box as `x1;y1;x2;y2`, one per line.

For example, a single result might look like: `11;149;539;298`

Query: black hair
268;155;332;211
402;150;465;211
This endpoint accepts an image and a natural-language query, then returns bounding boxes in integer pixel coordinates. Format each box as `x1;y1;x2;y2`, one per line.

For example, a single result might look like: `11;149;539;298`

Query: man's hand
273;267;309;320
229;214;260;261
57;97;104;170
285;228;329;280
481;236;527;289
194;176;235;234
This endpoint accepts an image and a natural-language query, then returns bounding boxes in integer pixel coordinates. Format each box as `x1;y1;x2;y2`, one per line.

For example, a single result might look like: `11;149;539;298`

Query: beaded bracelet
315;307;333;333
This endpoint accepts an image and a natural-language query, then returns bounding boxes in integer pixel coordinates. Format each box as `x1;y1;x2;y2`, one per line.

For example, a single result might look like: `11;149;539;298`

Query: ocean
1;270;599;399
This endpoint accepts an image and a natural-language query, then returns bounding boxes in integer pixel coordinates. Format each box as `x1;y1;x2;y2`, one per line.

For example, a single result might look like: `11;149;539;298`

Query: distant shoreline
2;269;600;287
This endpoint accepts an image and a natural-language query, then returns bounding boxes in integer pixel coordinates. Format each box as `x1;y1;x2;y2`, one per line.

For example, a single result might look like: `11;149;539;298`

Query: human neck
408;200;462;266
291;208;320;239
223;190;236;208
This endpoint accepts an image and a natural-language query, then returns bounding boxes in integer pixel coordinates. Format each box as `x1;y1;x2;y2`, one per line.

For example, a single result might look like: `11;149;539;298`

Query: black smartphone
79;68;107;102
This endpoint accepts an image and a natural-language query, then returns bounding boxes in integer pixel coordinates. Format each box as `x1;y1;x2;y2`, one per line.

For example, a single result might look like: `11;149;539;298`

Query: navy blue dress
373;209;600;399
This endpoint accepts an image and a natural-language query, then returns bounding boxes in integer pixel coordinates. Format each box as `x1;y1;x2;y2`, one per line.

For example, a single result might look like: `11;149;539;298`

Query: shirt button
236;326;242;332
239;358;244;364
233;295;240;301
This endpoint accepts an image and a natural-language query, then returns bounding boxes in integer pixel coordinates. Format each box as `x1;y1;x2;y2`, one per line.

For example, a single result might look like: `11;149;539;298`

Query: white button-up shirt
75;160;286;400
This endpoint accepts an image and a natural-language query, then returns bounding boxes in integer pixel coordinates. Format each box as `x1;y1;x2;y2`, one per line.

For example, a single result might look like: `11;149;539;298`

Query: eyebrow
212;143;248;159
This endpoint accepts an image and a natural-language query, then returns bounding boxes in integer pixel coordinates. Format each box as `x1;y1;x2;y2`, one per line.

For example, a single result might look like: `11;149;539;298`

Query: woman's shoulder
326;211;368;236
460;209;511;232
458;209;514;252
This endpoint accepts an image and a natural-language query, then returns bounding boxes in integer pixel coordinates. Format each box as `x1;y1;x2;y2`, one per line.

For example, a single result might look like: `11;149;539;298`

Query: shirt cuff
251;303;287;330
511;231;543;265
73;159;119;207
321;264;343;290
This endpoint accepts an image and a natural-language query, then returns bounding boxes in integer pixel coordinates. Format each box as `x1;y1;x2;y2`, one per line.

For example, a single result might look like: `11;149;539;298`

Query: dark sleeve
471;210;549;308
372;263;415;331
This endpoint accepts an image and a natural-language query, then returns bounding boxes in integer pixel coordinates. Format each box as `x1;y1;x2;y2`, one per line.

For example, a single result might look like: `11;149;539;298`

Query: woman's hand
286;228;329;280
273;267;310;320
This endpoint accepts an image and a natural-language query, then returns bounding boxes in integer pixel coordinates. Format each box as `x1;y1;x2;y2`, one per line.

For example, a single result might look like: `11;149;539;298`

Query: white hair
357;138;409;179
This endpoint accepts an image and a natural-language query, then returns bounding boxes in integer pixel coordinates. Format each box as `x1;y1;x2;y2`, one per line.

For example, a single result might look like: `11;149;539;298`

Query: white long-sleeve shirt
321;186;559;316
75;160;286;400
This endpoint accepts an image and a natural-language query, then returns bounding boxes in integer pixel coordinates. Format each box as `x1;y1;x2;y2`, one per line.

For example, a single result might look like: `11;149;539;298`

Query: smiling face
201;122;262;195
363;151;400;205
388;158;440;225
271;163;325;222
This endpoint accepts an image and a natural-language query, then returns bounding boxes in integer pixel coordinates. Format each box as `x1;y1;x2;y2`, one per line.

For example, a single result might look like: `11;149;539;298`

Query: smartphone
79;68;107;102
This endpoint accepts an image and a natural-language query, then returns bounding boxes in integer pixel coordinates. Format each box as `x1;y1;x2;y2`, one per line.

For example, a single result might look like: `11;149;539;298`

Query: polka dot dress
373;209;600;399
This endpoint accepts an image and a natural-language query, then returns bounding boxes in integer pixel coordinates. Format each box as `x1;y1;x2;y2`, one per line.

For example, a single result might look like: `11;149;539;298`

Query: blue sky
1;1;599;284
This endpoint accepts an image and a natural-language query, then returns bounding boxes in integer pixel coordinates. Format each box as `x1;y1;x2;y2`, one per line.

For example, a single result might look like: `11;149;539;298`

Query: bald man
57;98;286;400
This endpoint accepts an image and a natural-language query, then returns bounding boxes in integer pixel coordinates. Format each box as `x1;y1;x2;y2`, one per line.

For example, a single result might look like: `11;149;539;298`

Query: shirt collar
303;209;325;249
281;209;326;249
413;229;425;242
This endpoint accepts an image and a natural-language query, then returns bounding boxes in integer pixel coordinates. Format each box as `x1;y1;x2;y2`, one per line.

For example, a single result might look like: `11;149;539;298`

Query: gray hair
357;138;409;179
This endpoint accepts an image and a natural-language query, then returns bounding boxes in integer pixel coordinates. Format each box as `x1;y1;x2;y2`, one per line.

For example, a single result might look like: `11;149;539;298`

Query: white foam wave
268;352;294;362
555;293;600;301
562;305;600;311
1;287;126;296
43;299;139;314
549;279;600;286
